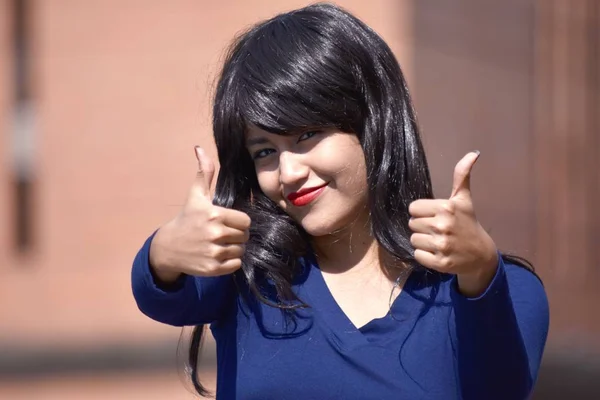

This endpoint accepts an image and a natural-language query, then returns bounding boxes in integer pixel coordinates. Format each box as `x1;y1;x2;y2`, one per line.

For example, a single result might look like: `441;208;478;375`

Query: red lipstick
287;184;327;207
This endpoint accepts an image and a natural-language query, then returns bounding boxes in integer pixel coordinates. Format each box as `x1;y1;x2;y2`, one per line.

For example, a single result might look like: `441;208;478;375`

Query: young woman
131;3;549;399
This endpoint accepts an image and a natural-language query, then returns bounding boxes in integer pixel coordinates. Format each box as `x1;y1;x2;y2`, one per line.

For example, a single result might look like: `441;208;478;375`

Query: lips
287;184;328;207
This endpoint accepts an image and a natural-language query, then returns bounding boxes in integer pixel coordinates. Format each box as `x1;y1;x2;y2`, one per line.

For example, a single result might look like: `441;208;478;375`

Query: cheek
331;147;368;192
256;170;281;202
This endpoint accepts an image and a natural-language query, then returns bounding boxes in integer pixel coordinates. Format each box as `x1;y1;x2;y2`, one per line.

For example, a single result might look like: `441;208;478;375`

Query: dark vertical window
12;0;35;252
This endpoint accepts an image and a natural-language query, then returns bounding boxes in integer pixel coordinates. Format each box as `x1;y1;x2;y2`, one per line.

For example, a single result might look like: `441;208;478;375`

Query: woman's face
245;126;369;237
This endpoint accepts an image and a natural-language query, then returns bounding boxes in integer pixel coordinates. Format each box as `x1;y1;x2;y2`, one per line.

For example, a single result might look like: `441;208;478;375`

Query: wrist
457;251;499;297
149;228;181;284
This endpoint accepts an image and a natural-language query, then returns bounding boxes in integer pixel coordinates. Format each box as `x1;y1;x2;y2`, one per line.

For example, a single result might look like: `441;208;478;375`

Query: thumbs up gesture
408;151;499;296
149;147;251;284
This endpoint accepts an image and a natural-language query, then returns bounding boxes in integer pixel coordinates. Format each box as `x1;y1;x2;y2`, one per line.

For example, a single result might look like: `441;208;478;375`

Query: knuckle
208;225;224;241
208;208;221;222
436;237;452;253
202;259;219;275
439;257;454;270
440;200;455;214
194;172;208;189
207;245;222;260
435;221;450;234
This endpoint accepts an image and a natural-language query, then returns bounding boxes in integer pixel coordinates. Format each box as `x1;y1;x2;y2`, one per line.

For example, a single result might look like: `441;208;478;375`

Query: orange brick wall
0;0;413;349
0;0;11;272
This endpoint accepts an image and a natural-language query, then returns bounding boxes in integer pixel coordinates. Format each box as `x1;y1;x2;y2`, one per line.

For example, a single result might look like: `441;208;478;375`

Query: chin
301;224;334;238
297;212;346;237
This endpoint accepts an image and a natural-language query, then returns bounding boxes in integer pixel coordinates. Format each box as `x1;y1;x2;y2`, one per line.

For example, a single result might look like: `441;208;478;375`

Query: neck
310;211;403;280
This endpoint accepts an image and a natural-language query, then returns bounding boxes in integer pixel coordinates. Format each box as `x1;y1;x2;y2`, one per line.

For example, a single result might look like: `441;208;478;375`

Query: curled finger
220;258;243;274
214;227;250;244
217;243;246;261
410;233;438;253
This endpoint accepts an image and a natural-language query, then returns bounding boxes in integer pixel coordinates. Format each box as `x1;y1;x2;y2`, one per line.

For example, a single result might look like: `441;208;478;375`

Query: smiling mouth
287;184;328;207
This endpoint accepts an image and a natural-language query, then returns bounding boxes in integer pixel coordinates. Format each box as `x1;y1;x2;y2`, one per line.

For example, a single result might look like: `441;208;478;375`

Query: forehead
244;124;274;147
244;124;347;147
245;124;268;139
245;123;305;145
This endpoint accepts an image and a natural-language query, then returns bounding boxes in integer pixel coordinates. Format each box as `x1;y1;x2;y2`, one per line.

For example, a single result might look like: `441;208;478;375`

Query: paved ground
0;369;216;400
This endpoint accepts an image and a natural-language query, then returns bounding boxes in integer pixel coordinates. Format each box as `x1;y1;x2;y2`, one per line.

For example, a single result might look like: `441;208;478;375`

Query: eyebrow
245;137;270;147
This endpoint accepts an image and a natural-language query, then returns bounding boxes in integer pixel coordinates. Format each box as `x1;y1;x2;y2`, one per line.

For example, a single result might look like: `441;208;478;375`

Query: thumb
188;146;215;202
450;150;480;199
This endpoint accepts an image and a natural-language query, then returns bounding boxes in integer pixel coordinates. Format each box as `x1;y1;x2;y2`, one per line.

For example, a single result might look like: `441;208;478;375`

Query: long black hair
182;3;535;396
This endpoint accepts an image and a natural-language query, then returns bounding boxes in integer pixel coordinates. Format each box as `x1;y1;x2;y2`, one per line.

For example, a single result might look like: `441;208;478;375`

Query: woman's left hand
408;151;499;297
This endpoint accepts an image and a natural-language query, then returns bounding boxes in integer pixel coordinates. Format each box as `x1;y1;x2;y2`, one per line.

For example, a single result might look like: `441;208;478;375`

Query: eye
297;130;320;142
252;148;275;160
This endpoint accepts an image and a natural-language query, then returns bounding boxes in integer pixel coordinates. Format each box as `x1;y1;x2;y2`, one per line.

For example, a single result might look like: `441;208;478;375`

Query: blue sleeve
450;255;550;400
131;231;236;327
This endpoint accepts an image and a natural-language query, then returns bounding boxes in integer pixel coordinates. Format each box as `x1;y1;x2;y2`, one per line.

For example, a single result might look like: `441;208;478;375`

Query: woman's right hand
149;146;251;284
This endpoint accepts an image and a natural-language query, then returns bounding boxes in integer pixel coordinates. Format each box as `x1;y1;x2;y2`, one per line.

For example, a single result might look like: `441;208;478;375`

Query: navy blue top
132;233;549;400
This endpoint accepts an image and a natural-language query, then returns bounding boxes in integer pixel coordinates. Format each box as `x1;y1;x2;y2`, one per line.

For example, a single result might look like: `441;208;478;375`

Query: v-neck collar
299;253;425;351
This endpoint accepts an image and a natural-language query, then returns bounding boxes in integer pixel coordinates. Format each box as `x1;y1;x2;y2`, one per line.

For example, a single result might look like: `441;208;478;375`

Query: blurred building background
0;0;598;398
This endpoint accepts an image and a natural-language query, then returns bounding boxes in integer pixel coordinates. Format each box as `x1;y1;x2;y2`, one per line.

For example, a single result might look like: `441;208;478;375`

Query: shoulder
502;257;549;313
503;256;546;293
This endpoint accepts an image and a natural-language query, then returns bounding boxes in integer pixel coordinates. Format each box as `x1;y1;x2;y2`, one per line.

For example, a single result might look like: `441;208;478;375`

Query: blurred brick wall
532;0;600;361
0;0;412;349
413;0;600;352
2;1;599;399
412;1;600;398
413;0;536;254
0;0;11;276
0;1;412;398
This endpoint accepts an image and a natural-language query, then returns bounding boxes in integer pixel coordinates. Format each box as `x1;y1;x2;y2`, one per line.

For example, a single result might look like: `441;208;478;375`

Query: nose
279;151;309;186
